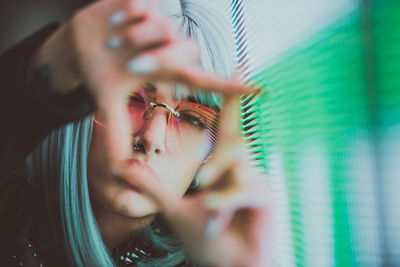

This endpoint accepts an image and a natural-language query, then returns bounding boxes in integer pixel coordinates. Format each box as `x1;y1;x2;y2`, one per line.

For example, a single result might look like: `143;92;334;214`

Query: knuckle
126;26;141;45
123;0;135;13
149;16;175;39
125;0;153;18
126;19;170;47
124;0;138;14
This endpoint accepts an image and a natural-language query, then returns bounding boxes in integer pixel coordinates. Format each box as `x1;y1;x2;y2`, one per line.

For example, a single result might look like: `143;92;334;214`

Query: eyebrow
186;96;219;112
143;83;157;93
141;83;220;112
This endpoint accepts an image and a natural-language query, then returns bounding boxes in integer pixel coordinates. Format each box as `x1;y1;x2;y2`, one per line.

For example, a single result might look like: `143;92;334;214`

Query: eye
180;113;206;129
129;94;146;105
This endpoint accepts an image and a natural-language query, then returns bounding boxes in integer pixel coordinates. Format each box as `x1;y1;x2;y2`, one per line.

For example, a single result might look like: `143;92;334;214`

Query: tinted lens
127;95;147;132
127;97;219;162
173;102;219;161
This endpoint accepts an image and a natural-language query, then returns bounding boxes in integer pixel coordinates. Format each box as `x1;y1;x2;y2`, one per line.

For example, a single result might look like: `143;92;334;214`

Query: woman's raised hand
31;0;247;167
128;91;272;267
30;0;271;265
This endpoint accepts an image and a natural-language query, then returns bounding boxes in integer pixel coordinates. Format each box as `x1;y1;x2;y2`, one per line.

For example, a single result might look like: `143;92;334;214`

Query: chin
114;187;160;218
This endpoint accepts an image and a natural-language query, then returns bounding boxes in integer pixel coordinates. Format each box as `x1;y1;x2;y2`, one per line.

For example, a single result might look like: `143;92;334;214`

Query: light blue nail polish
109;11;125;26
105;36;122;50
127;56;158;74
196;165;216;186
204;217;223;239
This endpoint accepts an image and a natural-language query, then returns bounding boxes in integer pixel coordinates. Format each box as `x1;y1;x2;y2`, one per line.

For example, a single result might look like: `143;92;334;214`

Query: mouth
116;158;159;191
126;158;156;173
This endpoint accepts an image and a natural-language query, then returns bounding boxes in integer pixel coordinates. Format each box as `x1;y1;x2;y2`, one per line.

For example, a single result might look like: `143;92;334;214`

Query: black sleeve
0;23;96;263
0;22;96;174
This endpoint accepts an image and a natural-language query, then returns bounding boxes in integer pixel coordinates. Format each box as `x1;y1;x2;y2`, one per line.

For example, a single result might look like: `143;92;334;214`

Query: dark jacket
0;23;192;267
0;23;95;266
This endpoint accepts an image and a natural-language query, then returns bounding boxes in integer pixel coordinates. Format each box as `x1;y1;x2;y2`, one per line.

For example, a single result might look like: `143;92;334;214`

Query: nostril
134;144;144;152
133;138;145;152
154;148;162;155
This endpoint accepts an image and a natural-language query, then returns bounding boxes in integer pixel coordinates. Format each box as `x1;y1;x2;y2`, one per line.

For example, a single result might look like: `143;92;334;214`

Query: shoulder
0;171;36;252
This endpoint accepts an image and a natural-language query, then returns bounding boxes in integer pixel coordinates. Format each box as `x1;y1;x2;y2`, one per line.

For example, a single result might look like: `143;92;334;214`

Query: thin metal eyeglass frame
92;101;181;129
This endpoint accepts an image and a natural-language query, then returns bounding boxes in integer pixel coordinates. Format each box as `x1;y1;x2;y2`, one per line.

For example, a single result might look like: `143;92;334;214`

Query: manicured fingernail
196;165;217;186
127;56;158;74
105;36;122;50
204;216;223;239
109;11;125;26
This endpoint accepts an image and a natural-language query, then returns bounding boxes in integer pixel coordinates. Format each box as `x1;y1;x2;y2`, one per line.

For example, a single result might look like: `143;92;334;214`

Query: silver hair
26;1;237;266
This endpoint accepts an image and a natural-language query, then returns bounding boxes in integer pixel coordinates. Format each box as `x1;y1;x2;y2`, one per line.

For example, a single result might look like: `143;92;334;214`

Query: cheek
87;124;108;185
87;125;160;217
87;125;112;208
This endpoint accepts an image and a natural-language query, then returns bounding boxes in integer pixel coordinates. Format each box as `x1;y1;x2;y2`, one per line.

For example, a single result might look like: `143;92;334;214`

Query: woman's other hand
128;92;272;267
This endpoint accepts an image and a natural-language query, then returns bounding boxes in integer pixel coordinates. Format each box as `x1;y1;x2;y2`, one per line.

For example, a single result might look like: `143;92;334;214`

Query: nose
139;109;168;155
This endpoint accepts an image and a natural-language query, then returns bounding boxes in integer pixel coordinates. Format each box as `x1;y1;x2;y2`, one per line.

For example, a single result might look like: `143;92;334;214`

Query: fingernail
204;216;223;239
109;10;125;26
196;165;217;186
105;36;122;50
127;56;158;74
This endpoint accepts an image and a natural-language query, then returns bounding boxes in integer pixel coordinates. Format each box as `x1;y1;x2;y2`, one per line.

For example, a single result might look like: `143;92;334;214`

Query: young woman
0;0;271;266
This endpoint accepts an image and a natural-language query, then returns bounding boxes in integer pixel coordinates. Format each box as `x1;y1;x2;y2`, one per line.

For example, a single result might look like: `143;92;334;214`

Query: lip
118;158;160;189
126;158;157;174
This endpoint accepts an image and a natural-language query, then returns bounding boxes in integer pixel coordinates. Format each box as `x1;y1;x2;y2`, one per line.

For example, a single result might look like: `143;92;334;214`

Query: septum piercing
133;137;141;151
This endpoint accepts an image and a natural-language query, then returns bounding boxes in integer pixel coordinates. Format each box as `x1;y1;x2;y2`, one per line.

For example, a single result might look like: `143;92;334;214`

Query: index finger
176;67;252;96
195;87;261;187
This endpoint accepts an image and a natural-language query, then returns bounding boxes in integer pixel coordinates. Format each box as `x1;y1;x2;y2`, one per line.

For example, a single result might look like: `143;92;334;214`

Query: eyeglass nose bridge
143;102;181;121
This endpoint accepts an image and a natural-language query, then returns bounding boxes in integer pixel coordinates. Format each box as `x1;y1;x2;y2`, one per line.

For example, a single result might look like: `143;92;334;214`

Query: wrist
28;22;81;96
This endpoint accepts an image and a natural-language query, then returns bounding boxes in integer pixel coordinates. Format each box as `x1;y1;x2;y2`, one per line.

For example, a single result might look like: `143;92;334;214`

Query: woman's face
87;82;217;218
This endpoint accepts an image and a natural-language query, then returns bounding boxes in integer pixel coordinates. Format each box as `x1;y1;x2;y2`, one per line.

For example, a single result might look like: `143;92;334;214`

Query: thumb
119;164;178;210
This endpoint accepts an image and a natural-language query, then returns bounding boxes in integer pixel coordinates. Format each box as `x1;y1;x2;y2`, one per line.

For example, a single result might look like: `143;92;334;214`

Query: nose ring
133;137;141;151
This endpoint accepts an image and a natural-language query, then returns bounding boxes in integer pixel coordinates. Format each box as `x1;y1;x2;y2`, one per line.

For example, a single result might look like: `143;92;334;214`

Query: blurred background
235;1;400;267
0;0;87;53
1;0;399;266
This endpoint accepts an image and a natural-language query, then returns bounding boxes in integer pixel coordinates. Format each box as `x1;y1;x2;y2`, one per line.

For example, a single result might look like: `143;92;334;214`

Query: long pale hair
26;0;236;266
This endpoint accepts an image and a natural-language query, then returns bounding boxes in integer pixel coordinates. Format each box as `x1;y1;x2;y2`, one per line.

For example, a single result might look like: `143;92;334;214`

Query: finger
126;39;253;95
196;144;248;188
175;67;251;95
196;90;251;187
203;212;233;239
154;40;251;94
218;94;243;144
126;38;198;75
98;92;133;167
124;16;174;52
203;180;270;212
108;0;160;27
119;161;178;210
